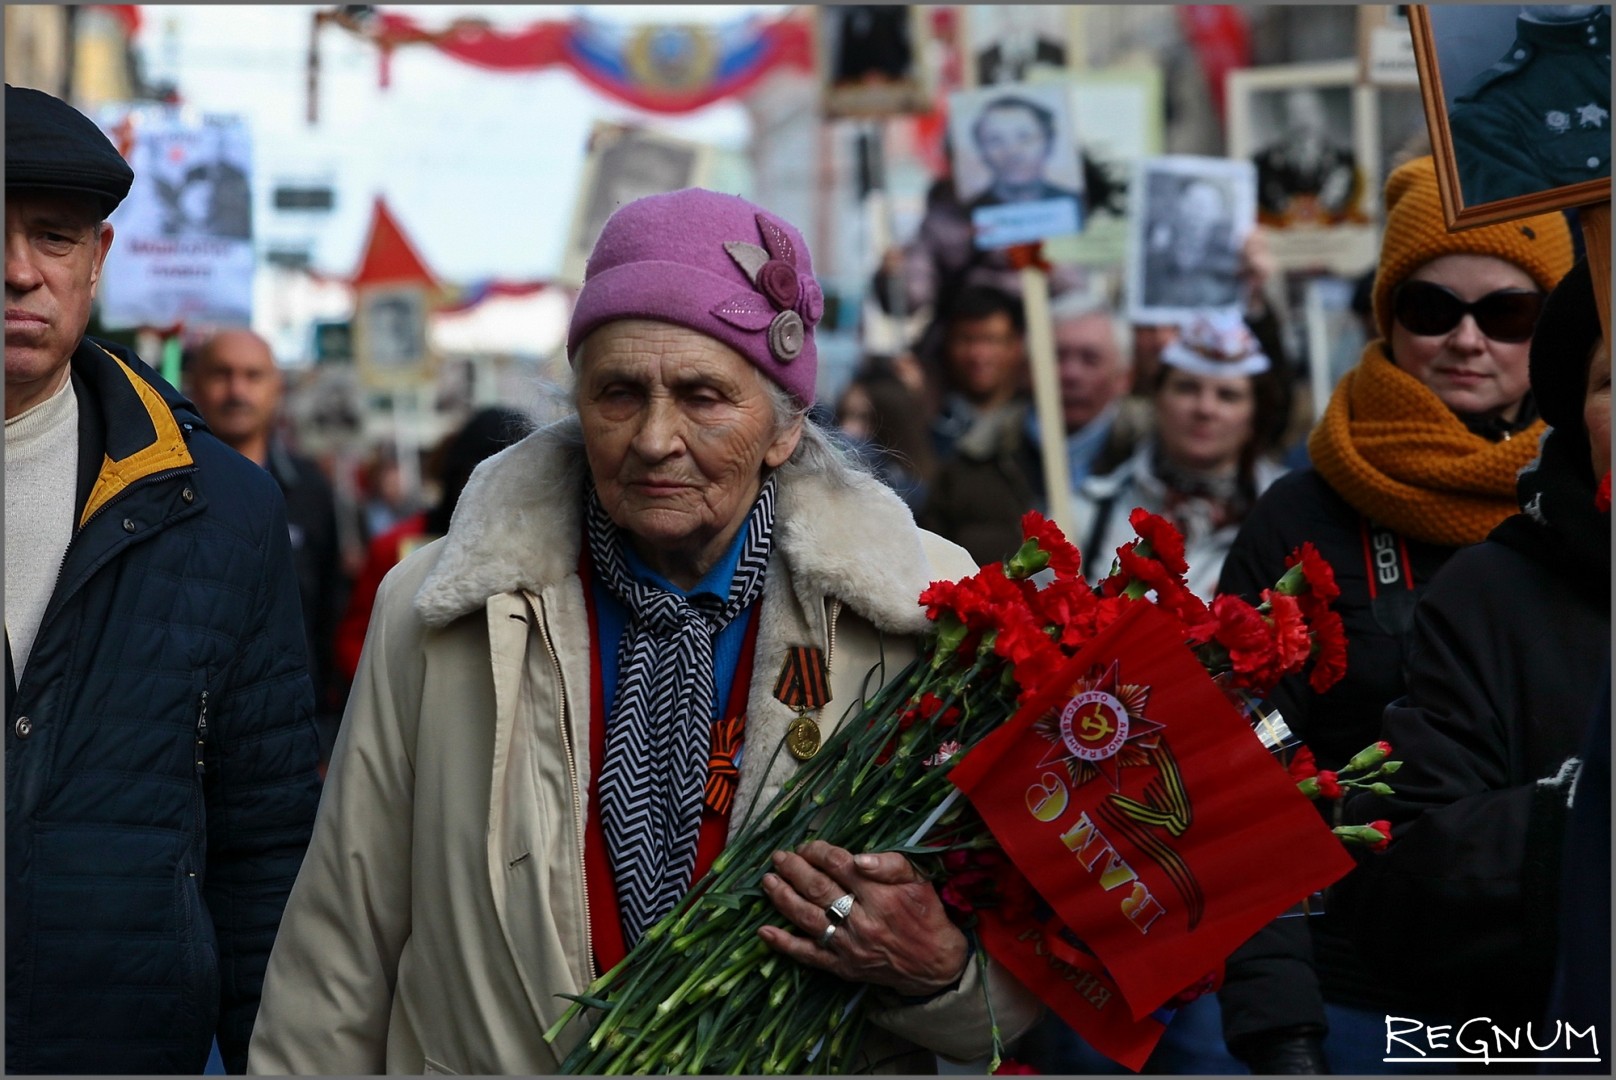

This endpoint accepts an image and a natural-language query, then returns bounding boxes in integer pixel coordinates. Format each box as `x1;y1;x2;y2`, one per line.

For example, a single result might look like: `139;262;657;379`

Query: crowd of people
5;72;1608;1078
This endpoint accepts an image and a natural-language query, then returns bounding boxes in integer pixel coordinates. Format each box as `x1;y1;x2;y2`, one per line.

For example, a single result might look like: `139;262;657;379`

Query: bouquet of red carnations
547;510;1378;1074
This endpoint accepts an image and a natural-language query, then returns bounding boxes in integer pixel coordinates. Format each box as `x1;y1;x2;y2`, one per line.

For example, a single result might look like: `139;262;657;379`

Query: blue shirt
591;526;759;725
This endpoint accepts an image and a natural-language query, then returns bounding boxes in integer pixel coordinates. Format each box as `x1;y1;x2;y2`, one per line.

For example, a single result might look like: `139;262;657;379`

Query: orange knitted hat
1372;155;1575;342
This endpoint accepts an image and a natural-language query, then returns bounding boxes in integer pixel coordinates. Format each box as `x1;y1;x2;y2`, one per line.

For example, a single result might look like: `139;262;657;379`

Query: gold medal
786;715;821;761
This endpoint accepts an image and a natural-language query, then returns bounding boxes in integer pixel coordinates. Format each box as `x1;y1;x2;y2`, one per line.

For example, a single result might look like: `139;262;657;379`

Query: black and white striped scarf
586;475;776;943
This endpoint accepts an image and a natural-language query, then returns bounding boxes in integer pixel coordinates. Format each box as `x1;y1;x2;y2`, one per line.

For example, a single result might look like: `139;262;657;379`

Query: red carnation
1128;508;1189;575
1264;591;1313;674
1367;820;1392;852
1116;544;1184;600
993;1060;1039;1075
1288;744;1319;781
1019;511;1083;579
1284;542;1341;606
1598;472;1611;513
1306;607;1348;694
1211;594;1284;692
1317;770;1342;799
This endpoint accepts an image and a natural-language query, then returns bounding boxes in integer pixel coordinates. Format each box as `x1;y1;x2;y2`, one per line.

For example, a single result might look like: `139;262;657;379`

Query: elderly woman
247;190;1038;1074
1212;156;1573;1074
1075;309;1290;601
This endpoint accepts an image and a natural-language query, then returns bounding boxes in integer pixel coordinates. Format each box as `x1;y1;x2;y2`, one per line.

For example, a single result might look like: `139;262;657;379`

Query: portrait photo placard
560;122;714;286
818;6;933;120
961;6;1079;89
1126;155;1256;326
355;285;434;390
948;82;1085;250
1228;61;1379;274
1410;4;1610;229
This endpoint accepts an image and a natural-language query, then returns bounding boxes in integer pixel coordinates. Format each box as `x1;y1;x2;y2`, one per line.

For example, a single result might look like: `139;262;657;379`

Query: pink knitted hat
568;188;825;407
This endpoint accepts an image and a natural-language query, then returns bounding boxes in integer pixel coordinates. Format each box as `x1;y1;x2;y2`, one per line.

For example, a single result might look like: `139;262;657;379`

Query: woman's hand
758;839;969;999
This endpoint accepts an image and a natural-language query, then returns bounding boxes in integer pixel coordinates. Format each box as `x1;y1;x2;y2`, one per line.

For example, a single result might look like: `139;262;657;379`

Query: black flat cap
6;83;134;217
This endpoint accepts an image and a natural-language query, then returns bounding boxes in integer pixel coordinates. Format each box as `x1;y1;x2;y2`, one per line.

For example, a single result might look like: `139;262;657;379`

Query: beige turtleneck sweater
6;376;79;680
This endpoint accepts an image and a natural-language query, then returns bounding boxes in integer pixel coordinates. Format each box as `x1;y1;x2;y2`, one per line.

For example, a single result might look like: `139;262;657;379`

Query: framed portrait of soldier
1228;61;1379;274
561;122;713;285
1126;155;1256;326
1409;4;1610;229
818;6;932;120
355;285;433;390
961;6;1079;89
947;82;1085;249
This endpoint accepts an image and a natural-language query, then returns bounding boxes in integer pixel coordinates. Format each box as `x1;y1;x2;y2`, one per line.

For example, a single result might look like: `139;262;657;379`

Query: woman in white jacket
1075;310;1290;601
247;189;1038;1075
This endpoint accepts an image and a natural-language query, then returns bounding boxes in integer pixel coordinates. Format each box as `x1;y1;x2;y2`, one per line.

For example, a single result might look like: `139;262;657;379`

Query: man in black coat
4;83;321;1074
188;327;351;763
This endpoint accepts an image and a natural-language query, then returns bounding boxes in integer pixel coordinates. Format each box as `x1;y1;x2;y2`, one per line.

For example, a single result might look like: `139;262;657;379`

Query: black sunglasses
1392;280;1545;344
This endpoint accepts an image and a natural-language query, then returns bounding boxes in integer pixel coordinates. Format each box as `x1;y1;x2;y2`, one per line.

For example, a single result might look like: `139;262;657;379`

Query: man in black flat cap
4;83;321;1074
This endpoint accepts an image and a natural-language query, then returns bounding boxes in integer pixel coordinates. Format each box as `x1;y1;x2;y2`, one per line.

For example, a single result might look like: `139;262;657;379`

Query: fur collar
413;420;936;636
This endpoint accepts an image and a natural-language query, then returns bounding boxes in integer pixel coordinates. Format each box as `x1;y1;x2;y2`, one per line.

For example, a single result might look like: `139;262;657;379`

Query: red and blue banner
357;10;814;115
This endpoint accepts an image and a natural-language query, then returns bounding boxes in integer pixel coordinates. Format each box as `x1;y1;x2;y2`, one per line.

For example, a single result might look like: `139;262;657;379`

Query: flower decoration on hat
1160;309;1272;379
713;213;824;365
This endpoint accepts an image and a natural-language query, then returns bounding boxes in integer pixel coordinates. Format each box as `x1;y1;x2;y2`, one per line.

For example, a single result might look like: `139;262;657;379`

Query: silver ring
816;922;838;949
825;893;855;924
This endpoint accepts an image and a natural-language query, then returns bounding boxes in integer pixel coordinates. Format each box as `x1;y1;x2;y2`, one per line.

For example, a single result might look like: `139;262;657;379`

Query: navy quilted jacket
5;339;322;1074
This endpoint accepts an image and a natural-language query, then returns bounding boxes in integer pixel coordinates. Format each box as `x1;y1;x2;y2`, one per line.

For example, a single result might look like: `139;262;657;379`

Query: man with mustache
4;84;321;1074
189;328;349;765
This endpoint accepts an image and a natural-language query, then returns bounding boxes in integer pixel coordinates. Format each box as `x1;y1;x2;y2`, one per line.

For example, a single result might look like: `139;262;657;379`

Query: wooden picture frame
1409;4;1610;230
559;122;714;286
960;6;1081;89
1226;61;1379;274
817;6;933;121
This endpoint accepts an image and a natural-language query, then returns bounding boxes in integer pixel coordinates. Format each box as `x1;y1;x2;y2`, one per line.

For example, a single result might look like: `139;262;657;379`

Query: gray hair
1047;290;1132;366
761;378;873;488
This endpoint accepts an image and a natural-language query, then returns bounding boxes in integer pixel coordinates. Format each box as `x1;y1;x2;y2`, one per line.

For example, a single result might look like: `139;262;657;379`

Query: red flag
951;602;1353;1019
1177;6;1250;125
977;908;1166;1072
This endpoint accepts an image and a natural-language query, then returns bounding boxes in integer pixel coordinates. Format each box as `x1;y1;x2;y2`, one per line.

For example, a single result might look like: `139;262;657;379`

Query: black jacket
1214;467;1459;1050
1340;427;1610;1025
266;438;348;715
5;339;322;1074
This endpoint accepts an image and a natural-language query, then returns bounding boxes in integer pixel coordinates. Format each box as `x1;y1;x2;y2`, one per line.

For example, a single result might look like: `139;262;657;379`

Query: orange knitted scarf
1309;341;1546;546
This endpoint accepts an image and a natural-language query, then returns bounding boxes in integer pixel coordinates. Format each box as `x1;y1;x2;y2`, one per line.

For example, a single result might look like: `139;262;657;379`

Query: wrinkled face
975;104;1052;189
5;191;112;419
945;311;1025;405
1586;338;1611;481
1155;367;1256;474
189;329;283;448
577;319;802;574
1055;312;1129;431
1389;254;1538;421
